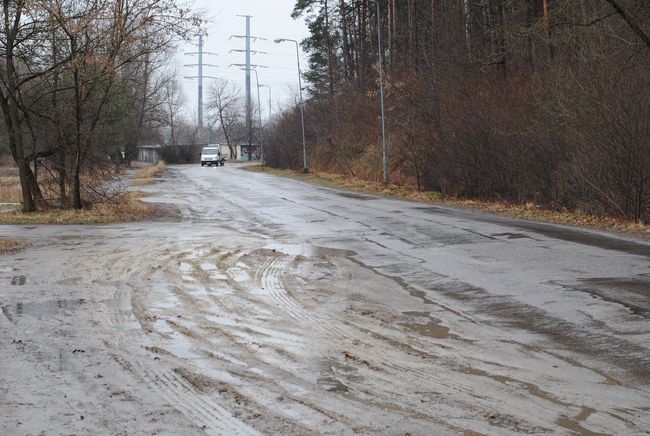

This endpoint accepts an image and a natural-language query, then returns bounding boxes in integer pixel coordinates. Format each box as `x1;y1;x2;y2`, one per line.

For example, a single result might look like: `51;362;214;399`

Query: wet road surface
1;163;649;435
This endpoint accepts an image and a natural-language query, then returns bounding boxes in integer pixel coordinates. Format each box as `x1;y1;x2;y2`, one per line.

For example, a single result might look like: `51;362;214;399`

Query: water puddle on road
10;299;86;318
316;358;363;393
556;407;607;436
401;320;450;339
11;275;26;285
102;296;132;312
265;243;356;258
401;311;450;339
56;276;83;286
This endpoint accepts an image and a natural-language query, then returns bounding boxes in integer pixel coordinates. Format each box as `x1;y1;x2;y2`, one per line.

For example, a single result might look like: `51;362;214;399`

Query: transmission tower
185;32;217;141
231;16;266;156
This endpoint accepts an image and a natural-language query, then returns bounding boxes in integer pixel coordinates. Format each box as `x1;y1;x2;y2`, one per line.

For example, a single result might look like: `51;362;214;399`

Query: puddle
401;320;450;339
11;299;86;318
102;297;132;312
491;232;530;240
56;277;82;286
317;376;350;393
11;276;26;285
316;358;363;393
265;243;356;258
200;262;218;271
401;311;450;339
402;311;431;317
556;407;607;436
56;235;83;241
336;192;377;201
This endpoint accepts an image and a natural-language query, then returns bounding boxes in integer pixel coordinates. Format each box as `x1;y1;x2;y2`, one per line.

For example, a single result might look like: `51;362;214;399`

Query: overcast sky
178;0;310;124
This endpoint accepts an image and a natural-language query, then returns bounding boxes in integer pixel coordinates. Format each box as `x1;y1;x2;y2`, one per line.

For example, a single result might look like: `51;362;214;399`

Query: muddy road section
1;163;649;435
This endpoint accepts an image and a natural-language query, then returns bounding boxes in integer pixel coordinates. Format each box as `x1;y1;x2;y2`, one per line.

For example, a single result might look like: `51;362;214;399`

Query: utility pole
274;38;308;173
369;0;388;184
231;16;267;160
230;64;267;163
258;84;271;122
185;32;217;144
258;84;271;166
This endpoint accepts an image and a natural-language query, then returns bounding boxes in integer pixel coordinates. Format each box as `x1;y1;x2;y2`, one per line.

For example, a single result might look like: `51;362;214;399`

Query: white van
200;146;225;167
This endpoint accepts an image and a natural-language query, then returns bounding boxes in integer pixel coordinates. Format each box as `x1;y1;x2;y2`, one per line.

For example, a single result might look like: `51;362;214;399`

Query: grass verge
132;161;167;184
0;161;170;225
245;165;650;237
0;191;164;225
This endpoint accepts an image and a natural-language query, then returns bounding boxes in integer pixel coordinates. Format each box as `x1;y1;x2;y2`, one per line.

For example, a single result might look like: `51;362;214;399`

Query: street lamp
258;84;271;122
253;69;264;165
258;83;271;166
274;38;308;173
369;0;388;185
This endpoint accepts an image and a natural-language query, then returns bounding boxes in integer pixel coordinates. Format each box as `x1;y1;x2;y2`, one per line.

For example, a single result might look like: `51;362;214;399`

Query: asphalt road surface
1;163;649;435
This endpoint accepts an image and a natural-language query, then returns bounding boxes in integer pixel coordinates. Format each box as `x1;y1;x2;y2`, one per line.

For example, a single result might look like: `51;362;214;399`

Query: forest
265;0;650;223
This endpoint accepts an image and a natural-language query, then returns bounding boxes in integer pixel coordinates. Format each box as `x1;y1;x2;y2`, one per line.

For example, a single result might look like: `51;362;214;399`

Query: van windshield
202;148;219;154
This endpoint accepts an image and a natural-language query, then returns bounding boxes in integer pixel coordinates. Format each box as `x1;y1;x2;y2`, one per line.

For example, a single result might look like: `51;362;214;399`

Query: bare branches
605;0;650;48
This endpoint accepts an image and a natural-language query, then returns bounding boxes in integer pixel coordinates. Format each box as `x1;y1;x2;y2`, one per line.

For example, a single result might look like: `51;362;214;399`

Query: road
1;163;649;435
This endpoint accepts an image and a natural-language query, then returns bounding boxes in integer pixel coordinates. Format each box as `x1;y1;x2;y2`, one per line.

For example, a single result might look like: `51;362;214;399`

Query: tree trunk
324;0;335;96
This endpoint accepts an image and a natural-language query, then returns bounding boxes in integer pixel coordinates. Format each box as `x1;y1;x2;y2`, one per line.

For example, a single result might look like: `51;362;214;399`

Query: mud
1;163;649;435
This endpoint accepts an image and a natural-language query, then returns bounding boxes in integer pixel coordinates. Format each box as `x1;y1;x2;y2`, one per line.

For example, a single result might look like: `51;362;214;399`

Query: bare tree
161;76;186;146
207;78;245;160
0;0;200;211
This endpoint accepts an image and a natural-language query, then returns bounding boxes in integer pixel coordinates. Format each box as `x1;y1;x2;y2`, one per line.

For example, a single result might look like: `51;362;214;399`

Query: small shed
137;145;162;163
219;144;260;161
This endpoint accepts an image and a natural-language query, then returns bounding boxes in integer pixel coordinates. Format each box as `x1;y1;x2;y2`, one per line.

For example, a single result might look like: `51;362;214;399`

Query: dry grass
0;191;163;225
0;161;170;225
0;174;22;203
245;165;650;237
0;239;22;254
132;161;167;183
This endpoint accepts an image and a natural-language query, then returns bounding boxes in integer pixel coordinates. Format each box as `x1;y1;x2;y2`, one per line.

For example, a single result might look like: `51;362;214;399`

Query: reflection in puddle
13;299;86;318
11;275;26;285
265;243;356;258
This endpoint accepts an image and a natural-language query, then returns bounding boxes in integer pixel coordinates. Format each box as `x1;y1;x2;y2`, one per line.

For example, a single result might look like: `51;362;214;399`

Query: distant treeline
265;0;650;223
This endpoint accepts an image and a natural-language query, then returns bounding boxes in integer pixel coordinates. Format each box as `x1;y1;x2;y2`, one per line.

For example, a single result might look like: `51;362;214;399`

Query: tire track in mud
159;252;443;433
246;252;597;433
100;247;453;434
96;236;609;434
89;245;263;436
137;362;259;436
254;255;460;382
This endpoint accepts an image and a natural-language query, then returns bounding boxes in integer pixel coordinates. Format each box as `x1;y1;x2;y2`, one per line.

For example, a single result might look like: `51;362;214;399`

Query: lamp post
258;84;271;166
253;69;263;164
369;0;388;185
274;38;308;173
258;84;271;122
